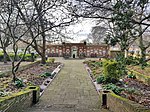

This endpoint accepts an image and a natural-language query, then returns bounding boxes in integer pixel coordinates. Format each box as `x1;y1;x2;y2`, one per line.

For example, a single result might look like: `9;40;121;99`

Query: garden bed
84;60;150;109
128;65;150;76
0;62;61;97
128;68;150;85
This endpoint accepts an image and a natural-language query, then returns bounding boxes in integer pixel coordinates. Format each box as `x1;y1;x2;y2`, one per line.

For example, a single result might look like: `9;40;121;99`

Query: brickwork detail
47;43;109;58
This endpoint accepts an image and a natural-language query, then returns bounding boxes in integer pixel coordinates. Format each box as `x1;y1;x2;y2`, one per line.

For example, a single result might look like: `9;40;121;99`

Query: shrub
6;53;19;61
125;88;136;94
18;53;37;61
44;72;51;76
103;83;124;95
24;54;32;61
7;53;16;61
103;59;120;83
15;78;24;88
127;72;136;79
95;61;103;67
96;75;105;84
0;52;37;62
46;58;55;63
125;56;140;65
115;54;127;75
40;73;47;77
0;52;3;61
40;72;52;77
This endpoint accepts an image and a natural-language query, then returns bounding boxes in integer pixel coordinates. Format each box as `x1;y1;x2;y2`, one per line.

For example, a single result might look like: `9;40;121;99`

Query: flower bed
0;62;61;97
128;66;150;85
84;59;150;110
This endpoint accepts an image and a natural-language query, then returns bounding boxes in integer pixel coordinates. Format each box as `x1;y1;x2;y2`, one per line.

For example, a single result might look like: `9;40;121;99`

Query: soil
121;78;150;108
0;62;61;96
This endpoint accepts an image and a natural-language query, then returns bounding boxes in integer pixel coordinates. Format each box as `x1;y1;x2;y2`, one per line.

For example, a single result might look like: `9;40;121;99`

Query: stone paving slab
24;58;110;112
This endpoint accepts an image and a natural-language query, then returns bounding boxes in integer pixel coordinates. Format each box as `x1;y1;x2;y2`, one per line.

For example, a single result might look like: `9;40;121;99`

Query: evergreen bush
103;59;120;83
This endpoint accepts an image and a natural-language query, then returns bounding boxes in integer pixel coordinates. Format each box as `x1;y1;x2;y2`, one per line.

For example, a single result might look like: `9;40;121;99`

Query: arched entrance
73;54;75;58
71;46;78;58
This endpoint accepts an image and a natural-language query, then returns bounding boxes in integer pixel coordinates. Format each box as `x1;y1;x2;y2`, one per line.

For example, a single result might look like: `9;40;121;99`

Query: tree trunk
3;51;7;64
41;35;46;64
12;69;16;83
33;1;47;64
124;49;128;58
141;48;146;62
41;53;46;64
120;46;125;58
139;34;147;68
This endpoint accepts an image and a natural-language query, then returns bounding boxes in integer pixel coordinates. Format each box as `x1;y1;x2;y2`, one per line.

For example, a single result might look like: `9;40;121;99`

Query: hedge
0;52;37;62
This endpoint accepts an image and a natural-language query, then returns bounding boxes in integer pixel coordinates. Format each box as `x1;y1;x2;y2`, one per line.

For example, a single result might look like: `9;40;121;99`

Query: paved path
25;58;109;112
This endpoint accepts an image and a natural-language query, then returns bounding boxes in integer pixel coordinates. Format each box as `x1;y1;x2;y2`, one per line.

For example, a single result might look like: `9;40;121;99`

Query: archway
71;46;78;58
73;54;75;58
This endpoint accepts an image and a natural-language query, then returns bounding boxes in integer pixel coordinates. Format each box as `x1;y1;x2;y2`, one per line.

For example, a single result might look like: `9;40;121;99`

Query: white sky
66;19;96;43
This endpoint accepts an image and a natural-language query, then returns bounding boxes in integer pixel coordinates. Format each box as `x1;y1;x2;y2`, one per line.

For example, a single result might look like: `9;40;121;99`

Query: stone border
39;63;64;96
84;64;102;94
84;64;150;112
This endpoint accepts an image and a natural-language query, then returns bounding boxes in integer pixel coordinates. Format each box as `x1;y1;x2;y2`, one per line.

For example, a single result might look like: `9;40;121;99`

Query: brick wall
0;86;40;112
47;43;109;58
99;91;150;112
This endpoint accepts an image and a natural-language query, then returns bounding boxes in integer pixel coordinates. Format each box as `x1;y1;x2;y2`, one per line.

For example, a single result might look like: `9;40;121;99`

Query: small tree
0;0;37;82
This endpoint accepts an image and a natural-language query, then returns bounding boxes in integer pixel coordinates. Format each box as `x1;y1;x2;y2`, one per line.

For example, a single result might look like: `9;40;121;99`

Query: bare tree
134;0;150;65
70;0;112;19
0;1;13;63
0;0;37;82
12;0;77;64
0;28;12;63
90;25;107;44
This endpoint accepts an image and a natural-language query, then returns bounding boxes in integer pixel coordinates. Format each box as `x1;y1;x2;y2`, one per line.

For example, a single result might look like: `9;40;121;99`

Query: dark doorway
73;54;75;58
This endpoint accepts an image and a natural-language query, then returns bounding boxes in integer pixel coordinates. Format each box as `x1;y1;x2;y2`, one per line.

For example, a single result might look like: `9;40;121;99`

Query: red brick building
46;43;109;58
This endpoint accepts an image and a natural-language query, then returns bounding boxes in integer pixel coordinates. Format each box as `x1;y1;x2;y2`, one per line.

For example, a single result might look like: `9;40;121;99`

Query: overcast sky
66;19;96;43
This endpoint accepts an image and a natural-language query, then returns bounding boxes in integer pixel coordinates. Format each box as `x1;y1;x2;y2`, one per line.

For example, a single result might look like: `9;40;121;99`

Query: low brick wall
99;91;150;112
0;86;40;112
128;68;150;85
0;61;40;78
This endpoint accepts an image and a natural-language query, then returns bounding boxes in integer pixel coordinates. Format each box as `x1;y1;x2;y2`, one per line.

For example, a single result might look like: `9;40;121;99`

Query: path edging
39;64;64;96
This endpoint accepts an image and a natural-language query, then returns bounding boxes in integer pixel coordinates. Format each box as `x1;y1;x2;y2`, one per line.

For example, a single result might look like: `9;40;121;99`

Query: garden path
24;58;109;112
